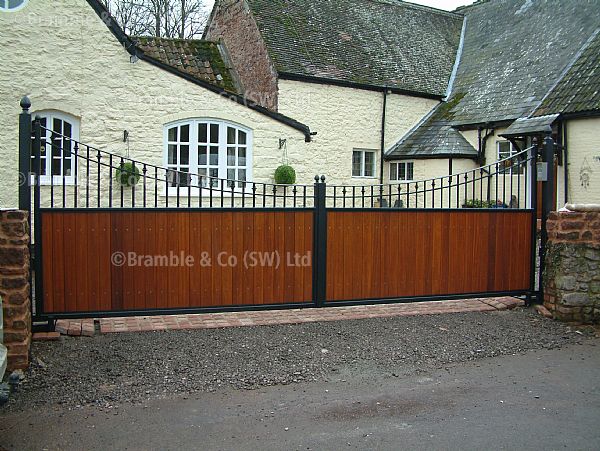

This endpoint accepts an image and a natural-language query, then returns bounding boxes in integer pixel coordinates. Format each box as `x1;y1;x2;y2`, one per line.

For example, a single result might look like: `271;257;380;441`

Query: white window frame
389;161;414;182
497;140;525;175
163;119;253;196
352;149;377;178
32;111;79;186
0;0;29;12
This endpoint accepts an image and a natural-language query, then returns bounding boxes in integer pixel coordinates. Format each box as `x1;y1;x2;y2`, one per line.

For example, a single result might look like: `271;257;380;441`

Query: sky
203;0;475;13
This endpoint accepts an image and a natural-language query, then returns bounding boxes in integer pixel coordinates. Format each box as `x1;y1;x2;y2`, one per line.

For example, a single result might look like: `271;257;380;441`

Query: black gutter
86;0;313;142
380;89;388;184
278;72;444;101
560;109;600;120
385;153;479;161
453;119;513;131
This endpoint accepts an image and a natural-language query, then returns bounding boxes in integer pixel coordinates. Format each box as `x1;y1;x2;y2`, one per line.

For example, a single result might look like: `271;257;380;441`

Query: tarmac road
1;341;599;451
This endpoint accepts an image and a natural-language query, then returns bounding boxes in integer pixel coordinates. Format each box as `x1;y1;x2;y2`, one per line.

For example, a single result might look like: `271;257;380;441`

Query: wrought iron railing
30;121;537;211
326;147;537;210
30;123;314;209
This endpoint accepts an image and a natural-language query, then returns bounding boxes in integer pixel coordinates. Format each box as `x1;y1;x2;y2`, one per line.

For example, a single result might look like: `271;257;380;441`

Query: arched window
32;111;79;185
164;119;252;192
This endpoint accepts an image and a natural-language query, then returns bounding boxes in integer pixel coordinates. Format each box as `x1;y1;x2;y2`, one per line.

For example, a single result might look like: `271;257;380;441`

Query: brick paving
47;297;525;337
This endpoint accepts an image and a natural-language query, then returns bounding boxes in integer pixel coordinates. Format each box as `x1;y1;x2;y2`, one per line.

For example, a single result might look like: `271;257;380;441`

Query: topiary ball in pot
116;162;141;187
274;165;296;185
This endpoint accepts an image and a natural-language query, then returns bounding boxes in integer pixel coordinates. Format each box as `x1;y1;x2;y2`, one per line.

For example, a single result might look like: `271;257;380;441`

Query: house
0;0;598;209
205;0;600;205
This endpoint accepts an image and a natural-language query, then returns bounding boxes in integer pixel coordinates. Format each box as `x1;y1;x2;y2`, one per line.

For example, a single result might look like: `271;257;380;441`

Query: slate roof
387;95;477;159
500;114;559;137
135;37;237;92
246;0;464;97
447;0;600;126
534;29;600;117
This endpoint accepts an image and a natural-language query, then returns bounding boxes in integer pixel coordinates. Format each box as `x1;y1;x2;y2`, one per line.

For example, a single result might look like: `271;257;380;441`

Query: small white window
164;119;252;194
352;149;376;178
390;161;414;181
497;140;525;175
31;112;79;185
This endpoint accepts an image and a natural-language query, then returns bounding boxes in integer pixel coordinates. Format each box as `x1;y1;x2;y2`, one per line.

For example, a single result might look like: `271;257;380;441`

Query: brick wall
0;210;31;370
543;211;600;323
205;0;279;110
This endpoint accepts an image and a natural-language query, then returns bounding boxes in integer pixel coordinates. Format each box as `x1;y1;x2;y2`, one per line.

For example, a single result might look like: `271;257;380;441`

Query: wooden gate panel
42;210;314;313
326;210;532;302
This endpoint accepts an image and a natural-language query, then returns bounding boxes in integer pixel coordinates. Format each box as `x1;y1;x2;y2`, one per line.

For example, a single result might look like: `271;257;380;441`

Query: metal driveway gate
17;101;548;326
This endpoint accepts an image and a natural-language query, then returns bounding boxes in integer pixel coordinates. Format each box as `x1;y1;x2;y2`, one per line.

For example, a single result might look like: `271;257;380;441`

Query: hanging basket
274;165;296;185
115;162;141;187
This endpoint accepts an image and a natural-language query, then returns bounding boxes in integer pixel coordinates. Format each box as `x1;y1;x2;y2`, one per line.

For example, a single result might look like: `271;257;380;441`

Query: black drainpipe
380;88;388;185
480;125;495;202
562;120;569;204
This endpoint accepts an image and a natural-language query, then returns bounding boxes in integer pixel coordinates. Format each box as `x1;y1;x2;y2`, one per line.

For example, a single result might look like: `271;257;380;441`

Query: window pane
238;130;247;145
53;118;62;134
198;123;207;143
406;163;414;180
498;141;511;158
209;168;218;186
210;146;219;165
51;133;61;157
227;168;235;180
390;163;397;181
168;127;177;142
63;121;72;138
64;158;71;176
198;145;207;165
210;124;219;144
180;124;190;143
52;158;61;176
352;151;362;176
180;145;189;165
179;168;189;187
168;144;177;164
364;152;374;177
227;147;235;166
227;127;236;145
238;148;247;167
238;169;246;187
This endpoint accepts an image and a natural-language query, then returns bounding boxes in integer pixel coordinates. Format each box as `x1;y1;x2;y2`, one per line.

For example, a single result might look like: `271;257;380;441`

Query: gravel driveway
3;308;590;412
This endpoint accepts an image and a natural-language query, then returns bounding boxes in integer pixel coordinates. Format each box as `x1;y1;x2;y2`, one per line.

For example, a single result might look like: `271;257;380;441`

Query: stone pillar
543;210;600;323
0;210;31;370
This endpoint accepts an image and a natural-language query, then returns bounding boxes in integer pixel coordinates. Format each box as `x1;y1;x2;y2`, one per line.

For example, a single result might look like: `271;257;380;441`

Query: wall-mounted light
279;138;287;150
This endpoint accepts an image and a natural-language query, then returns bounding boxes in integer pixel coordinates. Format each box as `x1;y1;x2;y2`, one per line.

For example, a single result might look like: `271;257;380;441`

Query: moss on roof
135;37;237;92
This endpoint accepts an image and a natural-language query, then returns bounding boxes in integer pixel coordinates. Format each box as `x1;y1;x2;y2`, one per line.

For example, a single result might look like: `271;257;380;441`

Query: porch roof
500;114;559;138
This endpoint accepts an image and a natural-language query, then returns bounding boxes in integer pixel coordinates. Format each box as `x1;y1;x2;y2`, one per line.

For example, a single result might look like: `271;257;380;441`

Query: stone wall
0;210;31;370
543;210;600;323
205;0;279;110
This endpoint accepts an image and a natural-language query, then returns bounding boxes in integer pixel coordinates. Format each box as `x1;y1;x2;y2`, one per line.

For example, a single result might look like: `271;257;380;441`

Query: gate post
538;129;555;306
18;97;32;212
312;175;327;307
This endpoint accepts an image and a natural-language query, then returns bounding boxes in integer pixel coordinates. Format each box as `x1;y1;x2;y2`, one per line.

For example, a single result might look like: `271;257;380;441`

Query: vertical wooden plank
362;212;375;300
325;210;335;301
97;212;112;312
253;212;265;305
110;212;123;311
221;211;233;306
293;211;305;303
188;212;203;308
74;213;89;311
143;211;157;310
387;212;400;298
121;211;135;310
272;211;285;303
283;212;295;303
211;212;223;306
242;212;255;305
132;212;146;310
154;212;169;308
342;213;354;300
198;212;213;307
231;212;245;305
41;213;54;313
178;212;190;308
62;213;77;313
86;212;100;312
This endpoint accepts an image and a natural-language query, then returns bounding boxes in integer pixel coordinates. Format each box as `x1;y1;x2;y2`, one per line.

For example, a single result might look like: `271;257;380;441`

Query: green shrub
463;199;496;208
274;165;296;185
116;162;141;187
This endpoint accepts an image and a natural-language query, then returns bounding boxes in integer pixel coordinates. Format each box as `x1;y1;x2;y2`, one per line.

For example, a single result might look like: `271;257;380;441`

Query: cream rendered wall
566;117;600;205
277;80;440;186
0;0;309;208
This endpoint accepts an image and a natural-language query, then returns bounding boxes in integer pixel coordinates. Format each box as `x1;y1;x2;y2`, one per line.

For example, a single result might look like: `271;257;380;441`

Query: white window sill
31;176;76;186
